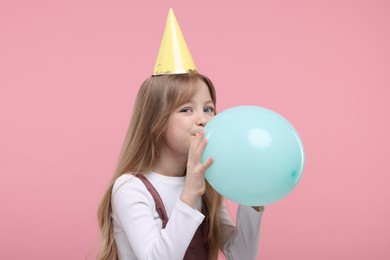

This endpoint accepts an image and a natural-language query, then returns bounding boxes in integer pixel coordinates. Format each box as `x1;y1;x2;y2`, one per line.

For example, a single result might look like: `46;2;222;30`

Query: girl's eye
204;106;215;113
179;107;193;113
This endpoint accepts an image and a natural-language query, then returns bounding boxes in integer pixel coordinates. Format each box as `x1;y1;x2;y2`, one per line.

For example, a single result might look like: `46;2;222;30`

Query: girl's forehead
178;88;213;106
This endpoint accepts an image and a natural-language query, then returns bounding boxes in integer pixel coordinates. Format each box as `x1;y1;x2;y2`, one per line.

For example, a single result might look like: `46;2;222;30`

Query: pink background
1;0;389;259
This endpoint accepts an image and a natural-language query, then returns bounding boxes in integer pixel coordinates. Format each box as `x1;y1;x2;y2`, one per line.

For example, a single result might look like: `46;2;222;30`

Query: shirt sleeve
219;203;264;260
111;175;204;260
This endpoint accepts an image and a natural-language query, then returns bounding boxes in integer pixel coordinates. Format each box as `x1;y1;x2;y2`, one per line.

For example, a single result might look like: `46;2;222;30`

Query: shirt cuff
176;199;205;222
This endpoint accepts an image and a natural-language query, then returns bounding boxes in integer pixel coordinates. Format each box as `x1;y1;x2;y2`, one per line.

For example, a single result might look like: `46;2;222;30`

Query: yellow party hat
153;8;197;75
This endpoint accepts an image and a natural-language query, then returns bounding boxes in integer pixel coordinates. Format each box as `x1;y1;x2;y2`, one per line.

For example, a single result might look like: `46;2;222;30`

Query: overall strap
135;174;169;228
135;174;209;259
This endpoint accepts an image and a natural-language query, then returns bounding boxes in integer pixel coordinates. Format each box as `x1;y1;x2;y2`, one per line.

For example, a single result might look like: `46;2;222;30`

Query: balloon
201;106;305;206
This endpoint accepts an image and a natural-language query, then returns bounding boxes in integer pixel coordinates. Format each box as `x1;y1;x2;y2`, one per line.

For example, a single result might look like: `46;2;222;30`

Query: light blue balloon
201;106;305;206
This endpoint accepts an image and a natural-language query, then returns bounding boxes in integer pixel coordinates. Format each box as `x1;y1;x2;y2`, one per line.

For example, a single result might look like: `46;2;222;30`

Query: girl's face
163;81;215;156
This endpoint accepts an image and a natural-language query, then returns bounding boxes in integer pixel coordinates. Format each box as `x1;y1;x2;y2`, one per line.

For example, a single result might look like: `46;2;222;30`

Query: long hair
97;73;223;260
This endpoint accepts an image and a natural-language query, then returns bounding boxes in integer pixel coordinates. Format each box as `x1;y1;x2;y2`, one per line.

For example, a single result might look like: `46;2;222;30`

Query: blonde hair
97;73;223;260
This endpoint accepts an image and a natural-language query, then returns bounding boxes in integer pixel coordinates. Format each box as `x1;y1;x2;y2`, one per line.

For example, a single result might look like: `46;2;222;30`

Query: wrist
180;193;198;209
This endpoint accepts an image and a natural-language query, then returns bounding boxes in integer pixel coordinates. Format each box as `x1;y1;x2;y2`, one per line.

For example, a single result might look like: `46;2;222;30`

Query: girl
97;73;264;260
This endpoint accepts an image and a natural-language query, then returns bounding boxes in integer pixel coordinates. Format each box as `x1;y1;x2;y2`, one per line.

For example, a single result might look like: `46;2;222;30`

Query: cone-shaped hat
153;8;197;75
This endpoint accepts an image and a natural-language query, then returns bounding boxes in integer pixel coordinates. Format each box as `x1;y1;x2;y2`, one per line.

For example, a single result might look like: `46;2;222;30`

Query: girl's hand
180;131;213;208
252;206;265;212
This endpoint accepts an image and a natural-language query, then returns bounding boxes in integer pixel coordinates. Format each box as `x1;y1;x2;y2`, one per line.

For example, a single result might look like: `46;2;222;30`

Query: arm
112;175;204;260
219;203;264;260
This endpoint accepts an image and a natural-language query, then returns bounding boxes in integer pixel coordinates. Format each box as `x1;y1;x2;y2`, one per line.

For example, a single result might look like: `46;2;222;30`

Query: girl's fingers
189;131;206;158
200;157;214;172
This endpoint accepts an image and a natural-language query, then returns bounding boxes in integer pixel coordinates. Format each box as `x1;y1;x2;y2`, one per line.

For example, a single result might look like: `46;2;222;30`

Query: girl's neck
153;148;187;177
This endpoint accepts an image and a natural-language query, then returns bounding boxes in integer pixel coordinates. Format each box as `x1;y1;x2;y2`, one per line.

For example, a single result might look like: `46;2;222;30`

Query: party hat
153;8;197;75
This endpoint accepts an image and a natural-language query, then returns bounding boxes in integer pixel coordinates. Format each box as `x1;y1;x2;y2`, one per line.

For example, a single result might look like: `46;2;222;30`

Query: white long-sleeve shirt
112;172;264;260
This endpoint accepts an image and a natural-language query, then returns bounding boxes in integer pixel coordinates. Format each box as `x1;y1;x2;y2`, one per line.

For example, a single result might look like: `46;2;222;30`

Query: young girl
97;9;264;260
97;73;264;260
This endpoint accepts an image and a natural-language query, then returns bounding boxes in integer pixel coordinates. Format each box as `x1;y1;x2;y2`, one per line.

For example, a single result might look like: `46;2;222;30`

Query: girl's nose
195;113;208;127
